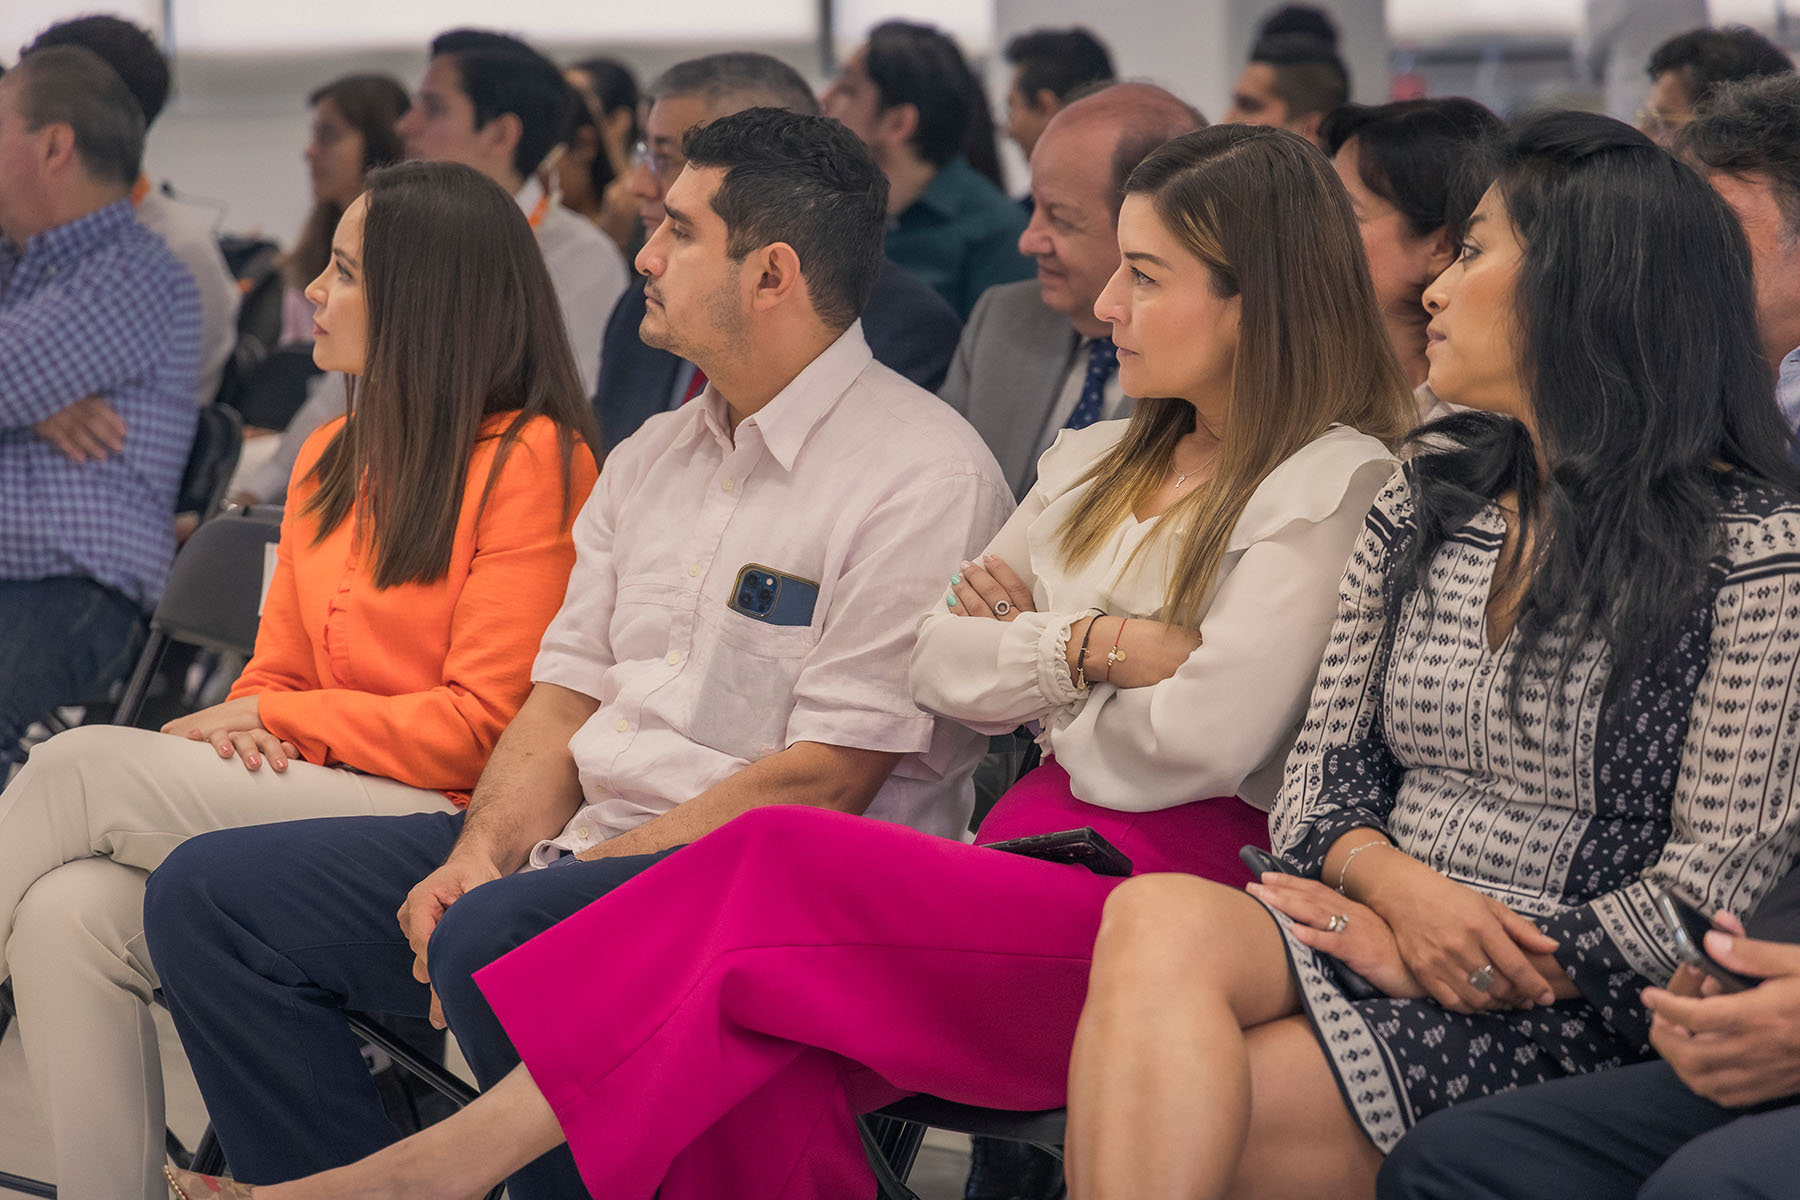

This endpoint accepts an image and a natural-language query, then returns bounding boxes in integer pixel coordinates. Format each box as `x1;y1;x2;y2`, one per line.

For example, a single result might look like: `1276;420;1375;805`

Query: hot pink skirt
974;756;1270;882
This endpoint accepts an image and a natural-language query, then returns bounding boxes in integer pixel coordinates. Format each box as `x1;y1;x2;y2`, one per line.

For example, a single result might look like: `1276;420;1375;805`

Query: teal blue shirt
885;156;1033;319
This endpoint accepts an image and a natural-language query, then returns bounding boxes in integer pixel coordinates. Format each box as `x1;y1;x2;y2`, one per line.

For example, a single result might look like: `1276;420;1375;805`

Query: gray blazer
939;280;1082;498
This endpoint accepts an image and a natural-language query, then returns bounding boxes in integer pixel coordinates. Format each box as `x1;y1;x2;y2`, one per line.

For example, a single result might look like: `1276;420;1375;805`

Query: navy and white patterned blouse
1267;469;1800;1153
0;198;201;611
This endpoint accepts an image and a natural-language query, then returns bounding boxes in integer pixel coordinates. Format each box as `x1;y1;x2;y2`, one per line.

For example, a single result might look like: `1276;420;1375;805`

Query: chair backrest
152;506;283;656
176;403;244;519
233;345;325;432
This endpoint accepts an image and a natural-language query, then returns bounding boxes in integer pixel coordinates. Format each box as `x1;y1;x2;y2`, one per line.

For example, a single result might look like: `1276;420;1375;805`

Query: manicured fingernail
946;594;958;607
982;554;994;563
274;759;286;769
246;756;259;767
960;560;972;569
950;573;963;585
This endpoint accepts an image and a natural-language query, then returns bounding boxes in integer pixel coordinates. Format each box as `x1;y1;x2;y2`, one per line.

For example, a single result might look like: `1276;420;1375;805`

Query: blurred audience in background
1639;24;1793;145
825;20;1033;317
280;73;409;346
0;45;199;768
999;27;1115;166
26;16;236;407
557;56;640;255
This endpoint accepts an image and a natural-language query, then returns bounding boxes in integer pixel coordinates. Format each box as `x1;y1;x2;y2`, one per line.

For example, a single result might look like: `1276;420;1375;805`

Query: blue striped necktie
1065;338;1118;430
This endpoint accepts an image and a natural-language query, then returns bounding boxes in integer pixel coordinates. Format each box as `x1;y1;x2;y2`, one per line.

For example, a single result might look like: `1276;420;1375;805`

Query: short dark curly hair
682;108;889;331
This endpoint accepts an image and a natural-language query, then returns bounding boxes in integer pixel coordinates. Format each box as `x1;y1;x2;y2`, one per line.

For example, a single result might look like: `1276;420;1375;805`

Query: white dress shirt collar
696;321;874;471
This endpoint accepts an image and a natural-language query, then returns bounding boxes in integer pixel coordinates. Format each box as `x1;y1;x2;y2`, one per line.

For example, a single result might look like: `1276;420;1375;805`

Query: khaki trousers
0;725;458;1200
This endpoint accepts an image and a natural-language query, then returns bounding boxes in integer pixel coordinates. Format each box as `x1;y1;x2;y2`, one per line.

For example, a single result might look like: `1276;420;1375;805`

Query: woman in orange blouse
0;160;600;1200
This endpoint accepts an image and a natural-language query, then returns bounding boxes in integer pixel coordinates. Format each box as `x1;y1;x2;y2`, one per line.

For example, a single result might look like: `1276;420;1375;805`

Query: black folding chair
862;1099;1066;1200
113;503;280;726
177;402;245;522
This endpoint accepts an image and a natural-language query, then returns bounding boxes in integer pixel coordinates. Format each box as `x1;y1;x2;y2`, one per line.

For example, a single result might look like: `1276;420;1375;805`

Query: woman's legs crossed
1066;873;1364;1200
0;725;446;977
9;858;167;1200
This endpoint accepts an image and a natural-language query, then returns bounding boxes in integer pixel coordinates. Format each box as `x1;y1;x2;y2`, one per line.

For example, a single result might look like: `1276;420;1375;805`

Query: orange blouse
228;412;599;798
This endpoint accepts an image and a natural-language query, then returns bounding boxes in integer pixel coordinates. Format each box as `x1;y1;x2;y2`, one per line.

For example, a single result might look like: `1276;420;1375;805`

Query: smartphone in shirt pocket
727;563;820;628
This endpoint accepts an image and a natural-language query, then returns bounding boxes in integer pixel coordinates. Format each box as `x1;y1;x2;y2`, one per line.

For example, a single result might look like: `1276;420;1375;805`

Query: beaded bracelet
1103;618;1129;683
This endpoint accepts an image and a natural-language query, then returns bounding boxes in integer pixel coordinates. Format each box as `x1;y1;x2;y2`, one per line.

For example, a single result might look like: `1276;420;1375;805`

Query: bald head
1020;82;1205;336
1048;82;1206;217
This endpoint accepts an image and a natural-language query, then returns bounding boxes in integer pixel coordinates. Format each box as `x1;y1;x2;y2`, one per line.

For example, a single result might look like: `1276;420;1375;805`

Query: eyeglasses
630;141;683;182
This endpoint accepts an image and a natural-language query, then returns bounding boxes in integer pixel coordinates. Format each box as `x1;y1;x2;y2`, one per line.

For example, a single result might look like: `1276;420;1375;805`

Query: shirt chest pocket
681;605;819;760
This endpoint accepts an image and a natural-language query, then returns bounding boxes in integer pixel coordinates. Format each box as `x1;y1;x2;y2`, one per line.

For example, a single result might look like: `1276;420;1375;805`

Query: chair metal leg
190;1128;227;1175
113;629;168;728
858;1115;925;1200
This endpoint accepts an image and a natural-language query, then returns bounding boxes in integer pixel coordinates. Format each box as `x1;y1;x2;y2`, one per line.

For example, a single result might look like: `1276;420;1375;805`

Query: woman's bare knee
1091;873;1291;1024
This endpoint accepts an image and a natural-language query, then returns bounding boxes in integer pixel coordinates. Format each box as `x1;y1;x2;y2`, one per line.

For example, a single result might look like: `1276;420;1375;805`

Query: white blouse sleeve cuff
1033;611;1086;710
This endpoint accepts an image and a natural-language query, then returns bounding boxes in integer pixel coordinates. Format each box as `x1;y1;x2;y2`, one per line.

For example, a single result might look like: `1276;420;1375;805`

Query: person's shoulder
868;258;959;326
960;280;1064;349
844;362;1007;485
288;414;348;500
1715;472;1800;575
1231;425;1402;549
1032;419;1127;496
540;208;627;279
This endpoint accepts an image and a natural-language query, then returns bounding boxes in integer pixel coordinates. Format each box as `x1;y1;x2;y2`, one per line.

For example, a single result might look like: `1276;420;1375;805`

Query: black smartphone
986;827;1133;877
1238;844;1382;1001
1655;889;1756;994
1240;845;1299;879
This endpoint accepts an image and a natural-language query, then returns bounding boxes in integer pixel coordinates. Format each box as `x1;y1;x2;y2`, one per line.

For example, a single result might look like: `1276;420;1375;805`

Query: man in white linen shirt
233;28;627;504
145;107;1014;1198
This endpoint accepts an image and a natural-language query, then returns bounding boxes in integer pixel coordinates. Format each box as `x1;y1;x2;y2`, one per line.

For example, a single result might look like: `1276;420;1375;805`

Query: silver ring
1325;913;1348;934
993;600;1012;617
1468;964;1496;993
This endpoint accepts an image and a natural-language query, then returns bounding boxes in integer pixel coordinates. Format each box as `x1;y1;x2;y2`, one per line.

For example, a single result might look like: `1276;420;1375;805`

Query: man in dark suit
1380;863;1800;1199
941;83;1202;497
596;52;961;452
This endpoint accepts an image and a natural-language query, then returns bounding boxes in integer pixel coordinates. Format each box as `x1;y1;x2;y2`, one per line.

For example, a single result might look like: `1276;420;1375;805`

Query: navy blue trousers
1378;1060;1800;1200
144;810;677;1198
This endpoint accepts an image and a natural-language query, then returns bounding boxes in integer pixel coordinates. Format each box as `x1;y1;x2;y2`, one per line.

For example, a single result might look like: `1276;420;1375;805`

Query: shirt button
614;717;629;733
688;563;702;577
665;651;681;666
721;478;736;493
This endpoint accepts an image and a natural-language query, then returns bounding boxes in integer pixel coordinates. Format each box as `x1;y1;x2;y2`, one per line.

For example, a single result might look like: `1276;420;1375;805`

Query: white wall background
8;1;1798;246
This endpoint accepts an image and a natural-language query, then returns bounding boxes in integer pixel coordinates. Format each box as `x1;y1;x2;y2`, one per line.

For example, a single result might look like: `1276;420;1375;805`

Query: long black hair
1399;111;1797;694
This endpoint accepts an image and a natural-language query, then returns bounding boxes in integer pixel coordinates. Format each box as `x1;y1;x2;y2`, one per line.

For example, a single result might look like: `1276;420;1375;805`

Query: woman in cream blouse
167;126;1412;1200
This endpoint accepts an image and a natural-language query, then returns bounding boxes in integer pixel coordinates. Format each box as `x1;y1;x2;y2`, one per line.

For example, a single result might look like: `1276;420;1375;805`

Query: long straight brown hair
1057;125;1413;624
305;161;603;587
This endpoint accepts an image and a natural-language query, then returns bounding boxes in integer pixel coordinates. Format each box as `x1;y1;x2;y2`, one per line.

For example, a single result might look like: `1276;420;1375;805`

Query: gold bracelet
1336;838;1393;895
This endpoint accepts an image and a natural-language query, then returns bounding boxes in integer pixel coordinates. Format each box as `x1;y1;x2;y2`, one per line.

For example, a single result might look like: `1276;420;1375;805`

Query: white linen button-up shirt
910;420;1398;813
530;323;1014;862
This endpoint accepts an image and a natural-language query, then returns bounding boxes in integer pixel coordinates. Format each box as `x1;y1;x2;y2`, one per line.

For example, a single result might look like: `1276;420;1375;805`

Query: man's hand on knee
397;852;503;1027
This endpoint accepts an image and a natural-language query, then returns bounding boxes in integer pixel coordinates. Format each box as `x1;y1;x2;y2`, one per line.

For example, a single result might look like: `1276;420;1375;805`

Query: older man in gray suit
940;83;1202;498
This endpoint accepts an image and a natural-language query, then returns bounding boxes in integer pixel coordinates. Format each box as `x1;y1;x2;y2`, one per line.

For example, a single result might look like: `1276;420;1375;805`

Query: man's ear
875;102;919;153
1031;88;1062;117
484;111;525;171
1292;109;1325;147
38;122;81;177
749;242;807;313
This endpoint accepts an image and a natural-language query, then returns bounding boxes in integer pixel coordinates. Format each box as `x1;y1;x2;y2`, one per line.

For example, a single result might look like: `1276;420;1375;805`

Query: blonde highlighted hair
1057;125;1413;624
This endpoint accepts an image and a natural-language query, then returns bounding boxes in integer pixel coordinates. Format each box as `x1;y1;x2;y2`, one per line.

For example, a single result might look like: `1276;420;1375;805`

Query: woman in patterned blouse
1062;112;1800;1196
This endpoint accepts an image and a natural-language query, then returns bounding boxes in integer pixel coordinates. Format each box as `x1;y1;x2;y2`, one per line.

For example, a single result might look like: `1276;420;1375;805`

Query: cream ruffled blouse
910;419;1398;812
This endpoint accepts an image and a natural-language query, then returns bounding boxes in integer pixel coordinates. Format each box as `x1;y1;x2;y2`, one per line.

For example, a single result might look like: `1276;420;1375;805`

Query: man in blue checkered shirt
0;46;200;767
